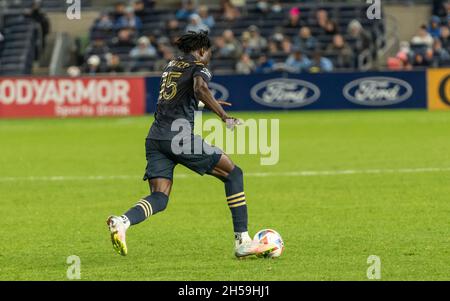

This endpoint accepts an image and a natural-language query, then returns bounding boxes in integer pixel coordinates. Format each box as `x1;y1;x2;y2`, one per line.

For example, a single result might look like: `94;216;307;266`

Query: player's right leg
107;139;175;256
107;178;172;256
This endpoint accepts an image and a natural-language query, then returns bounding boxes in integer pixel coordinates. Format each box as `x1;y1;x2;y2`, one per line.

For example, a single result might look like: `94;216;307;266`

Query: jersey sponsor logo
250;78;320;108
200;68;212;80
343;77;413;106
208;82;229;101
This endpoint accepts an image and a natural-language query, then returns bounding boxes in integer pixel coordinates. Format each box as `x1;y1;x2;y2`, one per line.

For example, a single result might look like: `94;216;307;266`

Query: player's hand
217;100;232;107
225;117;242;131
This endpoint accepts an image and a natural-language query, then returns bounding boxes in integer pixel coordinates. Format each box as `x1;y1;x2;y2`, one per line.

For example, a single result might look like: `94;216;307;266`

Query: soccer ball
253;229;284;258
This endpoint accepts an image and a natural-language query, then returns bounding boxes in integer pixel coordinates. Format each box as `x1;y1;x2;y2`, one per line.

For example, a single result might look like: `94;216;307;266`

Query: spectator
347;19;372;52
281;37;293;55
105;54;125;73
222;29;242;58
133;0;146;19
284;7;302;30
111;29;136;48
94;13;114;31
323;20;339;36
85;38;110;60
411;25;434;48
271;1;283;14
185;14;209;33
326;34;353;68
248;25;267;53
130;36;157;58
24;0;50;49
221;0;241;21
395;41;412;63
270;28;284;44
176;0;196;21
255;54;274;73
308;51;333;73
154;47;175;71
267;40;279;54
293;26;318;52
240;31;259;57
285;49;311;73
67;66;81;77
115;7;143;32
428;15;442;38
432;39;450;66
412;52;431;67
439;25;450;50
315;9;329;31
85;55;103;74
236;53;256;74
198;5;215;28
112;2;126;21
166;19;182;40
256;0;270;15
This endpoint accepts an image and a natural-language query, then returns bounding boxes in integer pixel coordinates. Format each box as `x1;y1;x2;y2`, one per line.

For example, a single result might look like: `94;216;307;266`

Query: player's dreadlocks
175;30;211;54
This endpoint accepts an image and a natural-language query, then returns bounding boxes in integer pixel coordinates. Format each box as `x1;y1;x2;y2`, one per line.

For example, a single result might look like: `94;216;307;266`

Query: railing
377;14;400;66
49;32;70;76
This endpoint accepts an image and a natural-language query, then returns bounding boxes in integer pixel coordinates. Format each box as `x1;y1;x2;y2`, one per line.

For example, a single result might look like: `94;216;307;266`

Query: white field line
0;167;450;182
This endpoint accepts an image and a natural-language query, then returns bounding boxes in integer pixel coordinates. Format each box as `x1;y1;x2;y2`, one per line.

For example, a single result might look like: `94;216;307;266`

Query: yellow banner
427;68;450;110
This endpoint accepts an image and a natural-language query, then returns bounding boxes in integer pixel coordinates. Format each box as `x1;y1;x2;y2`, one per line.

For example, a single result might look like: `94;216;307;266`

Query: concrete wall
385;4;431;42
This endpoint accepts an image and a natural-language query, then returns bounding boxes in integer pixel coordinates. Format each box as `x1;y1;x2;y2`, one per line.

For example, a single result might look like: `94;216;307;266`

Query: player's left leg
207;154;265;258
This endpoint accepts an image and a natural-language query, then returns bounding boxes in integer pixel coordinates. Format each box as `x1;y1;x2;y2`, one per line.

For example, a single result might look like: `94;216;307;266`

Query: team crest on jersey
201;68;212;80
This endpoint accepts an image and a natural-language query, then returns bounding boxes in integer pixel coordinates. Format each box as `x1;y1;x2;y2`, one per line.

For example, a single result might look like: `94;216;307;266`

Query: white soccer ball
253;229;285;258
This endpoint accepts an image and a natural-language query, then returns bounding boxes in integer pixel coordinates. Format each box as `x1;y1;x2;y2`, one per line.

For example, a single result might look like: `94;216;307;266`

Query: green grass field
0;110;449;280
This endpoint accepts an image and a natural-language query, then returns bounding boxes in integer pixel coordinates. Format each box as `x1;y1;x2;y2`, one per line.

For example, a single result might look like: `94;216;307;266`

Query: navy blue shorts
143;136;223;181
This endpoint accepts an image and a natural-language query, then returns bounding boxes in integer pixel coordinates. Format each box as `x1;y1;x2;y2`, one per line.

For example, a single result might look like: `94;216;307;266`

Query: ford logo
209;82;229;101
250;78;320;108
343;77;413;106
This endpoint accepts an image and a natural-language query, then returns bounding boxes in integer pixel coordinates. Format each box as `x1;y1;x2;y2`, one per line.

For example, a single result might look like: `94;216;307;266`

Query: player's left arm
194;75;230;122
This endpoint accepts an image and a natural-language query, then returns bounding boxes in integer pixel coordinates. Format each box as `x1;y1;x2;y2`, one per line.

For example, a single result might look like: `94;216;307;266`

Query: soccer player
107;31;269;258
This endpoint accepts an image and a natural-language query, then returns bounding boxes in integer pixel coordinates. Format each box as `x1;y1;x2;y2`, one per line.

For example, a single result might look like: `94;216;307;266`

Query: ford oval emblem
343;77;413;106
250;78;320;108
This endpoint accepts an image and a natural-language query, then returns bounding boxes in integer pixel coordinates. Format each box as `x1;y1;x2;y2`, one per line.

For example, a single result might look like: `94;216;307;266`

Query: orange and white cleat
234;232;274;258
106;216;128;256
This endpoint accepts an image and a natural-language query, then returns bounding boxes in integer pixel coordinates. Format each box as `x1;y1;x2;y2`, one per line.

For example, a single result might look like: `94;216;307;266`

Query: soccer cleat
234;239;275;258
106;216;128;256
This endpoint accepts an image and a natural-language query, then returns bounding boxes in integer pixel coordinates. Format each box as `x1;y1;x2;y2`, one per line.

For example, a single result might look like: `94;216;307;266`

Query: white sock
121;215;131;230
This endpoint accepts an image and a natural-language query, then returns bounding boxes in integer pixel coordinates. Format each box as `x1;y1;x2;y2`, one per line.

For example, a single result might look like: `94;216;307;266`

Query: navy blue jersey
148;54;212;140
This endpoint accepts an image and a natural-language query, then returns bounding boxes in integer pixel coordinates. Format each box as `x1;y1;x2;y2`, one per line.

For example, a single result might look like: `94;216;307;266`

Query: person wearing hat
130;36;157;58
114;6;142;32
284;7;303;29
185;13;209;33
428;15;442;38
248;25;267;53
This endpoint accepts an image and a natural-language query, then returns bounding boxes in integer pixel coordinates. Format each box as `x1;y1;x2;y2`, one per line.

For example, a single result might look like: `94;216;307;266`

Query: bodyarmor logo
250;78;320;108
343;77;412;106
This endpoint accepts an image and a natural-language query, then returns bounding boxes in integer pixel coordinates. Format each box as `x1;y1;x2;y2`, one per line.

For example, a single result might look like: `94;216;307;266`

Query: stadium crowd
77;0;378;75
388;1;450;69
